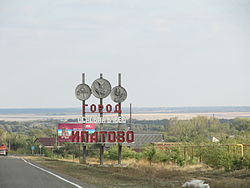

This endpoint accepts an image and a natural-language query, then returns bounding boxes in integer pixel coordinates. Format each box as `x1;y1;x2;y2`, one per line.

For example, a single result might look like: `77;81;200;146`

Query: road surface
0;156;97;188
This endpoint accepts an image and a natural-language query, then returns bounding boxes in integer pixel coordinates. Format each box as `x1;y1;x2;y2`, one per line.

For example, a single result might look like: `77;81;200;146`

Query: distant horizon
0;105;250;109
0;106;250;115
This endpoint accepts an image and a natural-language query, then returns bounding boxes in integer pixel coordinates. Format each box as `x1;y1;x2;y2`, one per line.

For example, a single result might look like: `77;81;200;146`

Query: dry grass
20;156;250;188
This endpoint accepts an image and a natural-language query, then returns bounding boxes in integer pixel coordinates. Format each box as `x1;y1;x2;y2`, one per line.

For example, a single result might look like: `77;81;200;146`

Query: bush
105;145;137;160
231;157;250;171
54;148;67;158
44;148;53;158
153;147;185;166
169;148;185;166
201;146;250;171
135;152;143;160
202;146;234;171
143;146;156;165
64;143;80;158
154;149;170;163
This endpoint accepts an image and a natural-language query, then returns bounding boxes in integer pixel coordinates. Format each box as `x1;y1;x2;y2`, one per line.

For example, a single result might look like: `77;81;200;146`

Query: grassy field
21;156;250;188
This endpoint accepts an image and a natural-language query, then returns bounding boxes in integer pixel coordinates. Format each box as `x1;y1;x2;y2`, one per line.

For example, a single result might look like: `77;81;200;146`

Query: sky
0;0;249;108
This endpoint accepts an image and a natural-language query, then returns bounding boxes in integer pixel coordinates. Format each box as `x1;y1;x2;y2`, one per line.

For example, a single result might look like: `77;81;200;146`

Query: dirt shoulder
22;156;250;188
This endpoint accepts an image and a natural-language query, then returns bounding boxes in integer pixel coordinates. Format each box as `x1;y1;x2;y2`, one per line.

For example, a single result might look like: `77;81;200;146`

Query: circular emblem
75;84;91;100
91;78;111;99
110;86;127;103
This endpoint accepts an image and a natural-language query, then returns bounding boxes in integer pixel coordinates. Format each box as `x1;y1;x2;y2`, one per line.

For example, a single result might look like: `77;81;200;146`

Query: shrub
135;152;143;160
154;149;170;163
105;145;137;160
143;146;156;165
154;148;185;166
231;157;250;171
44;148;53;158
168;148;185;166
54;148;67;158
202;146;234;171
201;146;250;171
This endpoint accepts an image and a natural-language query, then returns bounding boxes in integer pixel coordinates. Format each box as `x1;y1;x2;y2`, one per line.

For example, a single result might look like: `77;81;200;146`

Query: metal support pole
129;103;132;130
118;73;122;165
78;144;81;162
99;73;104;165
8;139;11;151
81;73;87;164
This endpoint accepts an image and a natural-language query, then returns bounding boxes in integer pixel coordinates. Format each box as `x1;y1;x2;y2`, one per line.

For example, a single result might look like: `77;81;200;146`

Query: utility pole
81;73;87;164
99;73;104;165
118;73;122;165
8;138;11;151
129;103;132;130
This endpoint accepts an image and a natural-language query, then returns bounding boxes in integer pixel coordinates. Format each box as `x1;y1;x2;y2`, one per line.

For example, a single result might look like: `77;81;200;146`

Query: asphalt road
0;156;97;188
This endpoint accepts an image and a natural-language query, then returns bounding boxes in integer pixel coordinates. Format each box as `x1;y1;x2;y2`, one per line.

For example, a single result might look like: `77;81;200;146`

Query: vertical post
129;103;132;130
191;146;194;159
8;138;11;151
55;124;58;148
199;146;202;162
118;73;122;165
184;147;186;160
99;73;104;165
78;144;81;162
81;73;87;164
72;144;75;161
237;144;244;157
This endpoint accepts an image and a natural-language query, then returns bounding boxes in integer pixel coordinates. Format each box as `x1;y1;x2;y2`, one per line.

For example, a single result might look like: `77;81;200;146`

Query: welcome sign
57;123;134;143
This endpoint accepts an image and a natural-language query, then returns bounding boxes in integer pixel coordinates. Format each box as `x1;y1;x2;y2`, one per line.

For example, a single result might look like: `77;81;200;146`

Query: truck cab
0;144;8;156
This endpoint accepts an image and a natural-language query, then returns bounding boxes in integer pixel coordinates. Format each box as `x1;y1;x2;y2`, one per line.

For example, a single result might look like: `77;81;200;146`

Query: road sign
91;78;111;99
110;86;127;103
31;146;35;150
75;84;92;101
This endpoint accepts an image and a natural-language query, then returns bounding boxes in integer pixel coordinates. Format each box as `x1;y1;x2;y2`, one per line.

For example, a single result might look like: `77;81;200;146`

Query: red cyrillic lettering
82;104;88;113
106;104;112;113
89;132;98;143
108;131;116;143
126;131;134;143
98;104;103;113
71;131;79;142
114;104;122;113
99;131;107;142
81;131;89;142
90;104;96;113
117;131;125;143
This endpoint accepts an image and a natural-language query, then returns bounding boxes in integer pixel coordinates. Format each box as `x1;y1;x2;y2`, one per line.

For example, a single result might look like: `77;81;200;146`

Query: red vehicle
0;144;8;156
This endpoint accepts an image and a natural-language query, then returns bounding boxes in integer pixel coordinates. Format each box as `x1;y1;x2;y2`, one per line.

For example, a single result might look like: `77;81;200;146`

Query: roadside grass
22;156;250;188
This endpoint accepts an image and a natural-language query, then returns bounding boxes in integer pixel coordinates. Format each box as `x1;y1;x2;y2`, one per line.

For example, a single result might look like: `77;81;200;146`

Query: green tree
143;145;156;166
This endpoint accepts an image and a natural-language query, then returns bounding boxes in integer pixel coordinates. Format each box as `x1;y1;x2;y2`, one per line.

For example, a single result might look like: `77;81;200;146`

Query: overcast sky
0;0;249;108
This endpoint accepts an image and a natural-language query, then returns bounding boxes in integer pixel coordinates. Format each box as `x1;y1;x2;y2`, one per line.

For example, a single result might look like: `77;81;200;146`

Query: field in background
0;111;250;121
0;106;250;121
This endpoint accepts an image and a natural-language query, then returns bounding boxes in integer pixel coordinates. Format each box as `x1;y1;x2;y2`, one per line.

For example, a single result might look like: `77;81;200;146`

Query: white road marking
22;159;83;188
